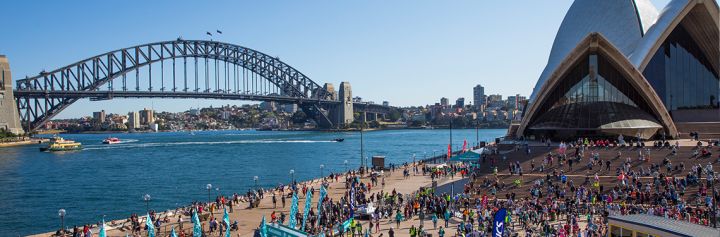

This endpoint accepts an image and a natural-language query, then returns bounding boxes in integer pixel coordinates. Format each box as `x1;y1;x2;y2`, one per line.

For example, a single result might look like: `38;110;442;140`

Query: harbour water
0;129;506;235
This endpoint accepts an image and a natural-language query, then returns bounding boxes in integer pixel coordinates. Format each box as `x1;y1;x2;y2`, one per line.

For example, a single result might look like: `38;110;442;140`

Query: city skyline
0;0;676;118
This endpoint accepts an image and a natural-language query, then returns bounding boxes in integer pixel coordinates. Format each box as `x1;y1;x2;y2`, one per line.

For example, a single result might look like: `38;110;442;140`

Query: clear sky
1;0;677;118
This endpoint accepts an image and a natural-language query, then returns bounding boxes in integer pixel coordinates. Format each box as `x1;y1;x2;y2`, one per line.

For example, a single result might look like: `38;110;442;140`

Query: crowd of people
55;136;720;237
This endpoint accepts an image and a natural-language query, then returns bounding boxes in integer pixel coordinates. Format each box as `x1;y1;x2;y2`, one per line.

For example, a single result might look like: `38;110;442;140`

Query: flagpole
449;118;453;156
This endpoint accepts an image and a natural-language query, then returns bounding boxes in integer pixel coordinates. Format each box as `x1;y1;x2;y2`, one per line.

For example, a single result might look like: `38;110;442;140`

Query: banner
223;208;231;237
288;192;299;228
349;187;356;217
492;208;507;237
316;185;327;226
447;144;452;160
146;213;155;237
192;210;202;237
99;218;106;237
170;228;178;237
301;190;313;231
260;216;268;237
462;139;467;151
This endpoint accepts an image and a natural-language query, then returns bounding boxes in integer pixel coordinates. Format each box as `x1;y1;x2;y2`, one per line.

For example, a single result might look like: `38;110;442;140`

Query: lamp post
290;169;295;184
58;209;66;235
344;160;348;173
476;121;479;148
360;122;365;173
254;176;259;190
143;194;151;213
206;184;212;203
320;164;325;178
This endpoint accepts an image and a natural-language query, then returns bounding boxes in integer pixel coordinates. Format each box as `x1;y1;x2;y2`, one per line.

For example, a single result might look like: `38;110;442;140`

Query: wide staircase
675;122;720;139
469;144;719;199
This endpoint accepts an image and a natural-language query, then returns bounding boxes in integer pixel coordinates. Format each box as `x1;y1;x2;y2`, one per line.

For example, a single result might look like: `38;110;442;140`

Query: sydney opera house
513;0;719;139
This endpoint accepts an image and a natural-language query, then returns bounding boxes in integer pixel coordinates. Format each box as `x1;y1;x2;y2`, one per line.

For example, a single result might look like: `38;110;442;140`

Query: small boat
40;136;82;152
333;138;345;142
102;137;121;144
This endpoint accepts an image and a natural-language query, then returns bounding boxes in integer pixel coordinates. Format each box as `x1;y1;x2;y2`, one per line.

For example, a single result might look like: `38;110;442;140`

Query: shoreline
0;138;49;147
30;158;454;237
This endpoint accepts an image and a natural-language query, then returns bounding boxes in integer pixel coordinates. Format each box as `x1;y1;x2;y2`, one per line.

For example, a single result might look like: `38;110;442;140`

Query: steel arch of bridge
14;40;337;131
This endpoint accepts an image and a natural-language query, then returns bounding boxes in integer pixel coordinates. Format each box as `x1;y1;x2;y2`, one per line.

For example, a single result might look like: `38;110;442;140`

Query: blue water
0;129;506;235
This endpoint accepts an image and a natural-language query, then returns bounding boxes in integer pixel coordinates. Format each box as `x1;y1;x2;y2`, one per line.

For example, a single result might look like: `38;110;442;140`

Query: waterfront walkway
35;162;464;237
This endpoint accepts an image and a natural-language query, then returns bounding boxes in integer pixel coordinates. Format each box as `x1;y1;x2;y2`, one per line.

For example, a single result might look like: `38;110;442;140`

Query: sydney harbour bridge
0;40;393;133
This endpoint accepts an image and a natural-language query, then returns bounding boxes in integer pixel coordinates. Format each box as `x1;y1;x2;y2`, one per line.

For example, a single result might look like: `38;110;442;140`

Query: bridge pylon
0;56;24;135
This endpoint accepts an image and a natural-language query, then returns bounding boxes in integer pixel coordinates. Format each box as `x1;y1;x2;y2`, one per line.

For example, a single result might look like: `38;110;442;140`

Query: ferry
39;136;82;152
102;137;121;144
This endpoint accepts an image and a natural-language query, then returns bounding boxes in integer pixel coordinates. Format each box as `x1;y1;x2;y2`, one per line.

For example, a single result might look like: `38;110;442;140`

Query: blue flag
146;213;155;237
170;228;178;237
288;192;299;228
316;185;327;226
223;208;231;237
260;216;268;237
301;190;313;231
98;218;106;237
492;208;507;237
349;187;355;217
193;210;202;237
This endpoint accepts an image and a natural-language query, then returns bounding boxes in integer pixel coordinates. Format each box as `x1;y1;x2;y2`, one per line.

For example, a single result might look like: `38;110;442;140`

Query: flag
301;189;313;231
341;218;354;231
170;228;178;237
349;187;355;217
316;185;327;226
99;218;106;237
223;208;231;237
260;216;268;237
146;213;155;237
447;144;452;160
216;30;223;34
206;32;213;36
288;192;299;228
493;208;507;237
462;139;467;151
192;210;202;237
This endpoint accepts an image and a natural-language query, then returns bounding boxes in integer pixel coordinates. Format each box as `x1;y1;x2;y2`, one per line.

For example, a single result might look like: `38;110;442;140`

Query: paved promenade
34;163;465;237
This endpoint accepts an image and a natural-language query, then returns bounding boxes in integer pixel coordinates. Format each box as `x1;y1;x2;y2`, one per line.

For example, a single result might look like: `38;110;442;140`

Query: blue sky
1;0;675;118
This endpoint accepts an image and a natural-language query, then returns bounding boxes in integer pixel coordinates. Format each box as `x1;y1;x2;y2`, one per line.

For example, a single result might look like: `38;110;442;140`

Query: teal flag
146;213;155;237
316;185;327;226
288;192;299;228
98;218;106;237
170;228;178;237
223;208;231;237
301;190;313;231
192;210;202;237
260;216;268;237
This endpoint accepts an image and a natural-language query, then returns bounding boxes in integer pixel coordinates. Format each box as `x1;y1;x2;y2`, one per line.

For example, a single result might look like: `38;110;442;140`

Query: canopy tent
448;148;487;162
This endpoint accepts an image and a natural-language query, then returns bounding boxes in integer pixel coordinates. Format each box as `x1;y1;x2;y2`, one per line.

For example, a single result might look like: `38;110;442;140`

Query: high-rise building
260;101;276;112
440;97;449;107
93;110;106;124
473;85;485;108
139;108;154;125
455;98;465;108
128;111;140;130
507;95;518;110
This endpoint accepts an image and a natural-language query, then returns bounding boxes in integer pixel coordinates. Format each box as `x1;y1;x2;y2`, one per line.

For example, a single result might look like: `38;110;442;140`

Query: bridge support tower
335;82;354;128
0;56;23;134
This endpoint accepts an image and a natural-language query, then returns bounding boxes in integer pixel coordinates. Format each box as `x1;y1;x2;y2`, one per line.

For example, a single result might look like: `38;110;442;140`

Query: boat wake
82;139;334;150
117;139;139;144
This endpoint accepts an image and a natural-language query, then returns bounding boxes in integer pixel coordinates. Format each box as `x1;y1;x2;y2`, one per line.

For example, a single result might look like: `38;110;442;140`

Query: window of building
643;24;719;110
